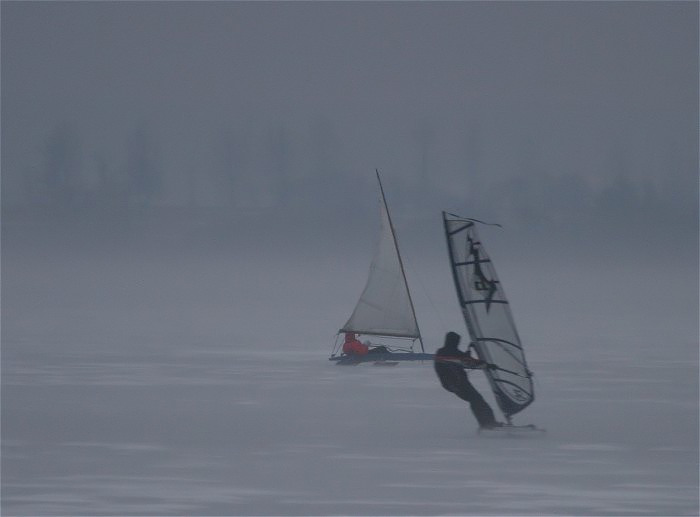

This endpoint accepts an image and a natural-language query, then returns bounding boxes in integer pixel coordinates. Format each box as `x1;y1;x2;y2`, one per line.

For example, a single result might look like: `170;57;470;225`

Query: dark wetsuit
434;332;498;429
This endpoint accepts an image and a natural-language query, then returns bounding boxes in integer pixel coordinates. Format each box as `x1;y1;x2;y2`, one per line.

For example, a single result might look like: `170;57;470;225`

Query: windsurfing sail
442;211;534;418
331;171;425;360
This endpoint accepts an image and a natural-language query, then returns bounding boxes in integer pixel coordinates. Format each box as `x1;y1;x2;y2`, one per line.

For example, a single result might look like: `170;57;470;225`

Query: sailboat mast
375;169;424;353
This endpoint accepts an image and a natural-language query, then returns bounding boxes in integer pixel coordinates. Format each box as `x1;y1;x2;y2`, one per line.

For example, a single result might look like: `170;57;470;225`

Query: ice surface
3;344;697;515
2;221;698;516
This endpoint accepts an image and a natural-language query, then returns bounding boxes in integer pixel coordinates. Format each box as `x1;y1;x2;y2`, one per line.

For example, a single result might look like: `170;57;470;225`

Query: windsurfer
434;331;501;429
342;332;389;356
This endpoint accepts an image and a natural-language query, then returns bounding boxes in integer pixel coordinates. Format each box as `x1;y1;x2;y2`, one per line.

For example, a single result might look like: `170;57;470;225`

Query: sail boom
339;328;420;339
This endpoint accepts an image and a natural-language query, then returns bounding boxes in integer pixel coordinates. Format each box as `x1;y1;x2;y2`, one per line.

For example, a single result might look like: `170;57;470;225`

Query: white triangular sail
340;173;421;344
442;212;534;418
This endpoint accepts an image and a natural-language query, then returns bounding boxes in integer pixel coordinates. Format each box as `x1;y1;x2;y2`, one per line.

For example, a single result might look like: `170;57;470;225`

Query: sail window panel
466;305;521;350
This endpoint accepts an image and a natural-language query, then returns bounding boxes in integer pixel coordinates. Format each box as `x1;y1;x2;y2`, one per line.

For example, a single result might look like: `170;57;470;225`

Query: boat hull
329;353;434;365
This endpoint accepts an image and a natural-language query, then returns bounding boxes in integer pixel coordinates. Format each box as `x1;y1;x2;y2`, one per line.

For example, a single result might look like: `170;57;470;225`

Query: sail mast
375;169;424;353
442;212;479;344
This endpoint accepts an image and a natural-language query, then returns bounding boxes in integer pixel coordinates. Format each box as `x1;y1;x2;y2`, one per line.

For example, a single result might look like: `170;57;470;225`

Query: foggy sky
1;1;698;259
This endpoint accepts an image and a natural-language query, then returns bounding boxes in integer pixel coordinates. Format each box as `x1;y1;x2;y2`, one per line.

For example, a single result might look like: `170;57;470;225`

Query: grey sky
1;1;697;257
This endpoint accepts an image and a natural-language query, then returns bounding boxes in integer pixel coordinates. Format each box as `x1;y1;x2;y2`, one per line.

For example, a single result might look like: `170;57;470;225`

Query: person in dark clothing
434;331;501;429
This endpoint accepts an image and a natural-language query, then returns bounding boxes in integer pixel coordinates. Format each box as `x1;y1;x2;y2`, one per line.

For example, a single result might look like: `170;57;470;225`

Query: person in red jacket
342;332;389;356
342;332;369;355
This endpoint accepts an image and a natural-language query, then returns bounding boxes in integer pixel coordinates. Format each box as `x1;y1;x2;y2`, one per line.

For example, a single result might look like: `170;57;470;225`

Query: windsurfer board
478;424;545;436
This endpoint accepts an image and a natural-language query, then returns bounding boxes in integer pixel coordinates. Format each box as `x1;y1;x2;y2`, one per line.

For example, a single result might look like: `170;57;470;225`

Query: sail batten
442;211;534;418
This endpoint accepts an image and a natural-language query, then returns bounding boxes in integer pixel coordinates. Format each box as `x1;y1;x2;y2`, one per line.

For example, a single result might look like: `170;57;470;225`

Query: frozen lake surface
2;222;698;515
3;344;697;515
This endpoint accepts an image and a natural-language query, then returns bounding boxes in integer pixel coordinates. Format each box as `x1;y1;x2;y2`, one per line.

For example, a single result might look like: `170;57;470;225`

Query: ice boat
329;172;431;365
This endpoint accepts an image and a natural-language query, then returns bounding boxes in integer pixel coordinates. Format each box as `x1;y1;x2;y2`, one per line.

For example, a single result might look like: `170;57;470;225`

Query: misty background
2;2;698;515
3;1;697;348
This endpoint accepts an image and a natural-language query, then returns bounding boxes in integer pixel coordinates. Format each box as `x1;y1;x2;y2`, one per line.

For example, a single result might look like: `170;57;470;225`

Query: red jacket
342;333;369;355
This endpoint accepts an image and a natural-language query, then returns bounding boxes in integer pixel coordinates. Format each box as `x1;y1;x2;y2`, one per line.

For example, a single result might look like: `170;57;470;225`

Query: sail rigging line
330;333;343;357
375;169;424;353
